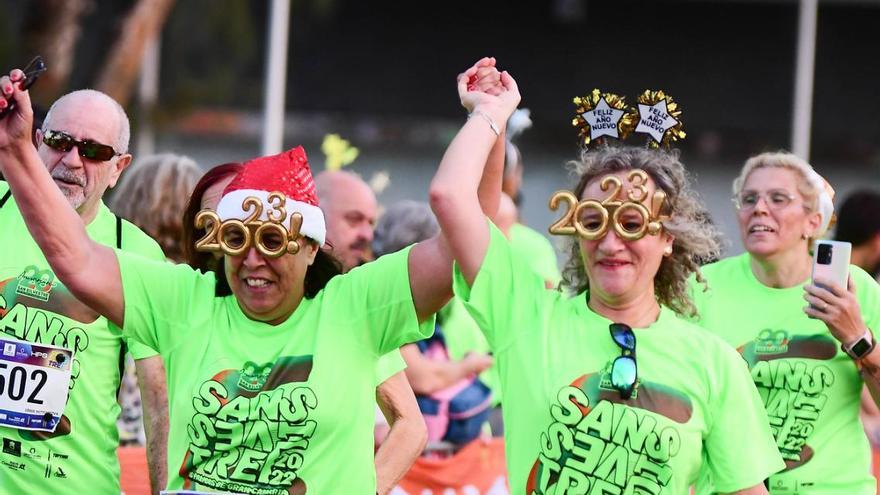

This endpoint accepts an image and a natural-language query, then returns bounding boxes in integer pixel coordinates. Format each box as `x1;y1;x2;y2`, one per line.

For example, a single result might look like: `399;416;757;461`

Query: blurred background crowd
2;0;880;493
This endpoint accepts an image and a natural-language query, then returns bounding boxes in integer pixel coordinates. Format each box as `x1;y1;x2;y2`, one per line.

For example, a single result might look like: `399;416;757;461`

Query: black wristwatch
842;329;876;360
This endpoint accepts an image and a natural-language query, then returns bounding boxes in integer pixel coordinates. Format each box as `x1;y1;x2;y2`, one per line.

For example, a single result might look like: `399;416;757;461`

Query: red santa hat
216;146;326;246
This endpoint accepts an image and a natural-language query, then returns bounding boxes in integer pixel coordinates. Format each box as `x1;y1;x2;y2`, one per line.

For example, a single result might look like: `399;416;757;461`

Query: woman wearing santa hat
0;59;511;494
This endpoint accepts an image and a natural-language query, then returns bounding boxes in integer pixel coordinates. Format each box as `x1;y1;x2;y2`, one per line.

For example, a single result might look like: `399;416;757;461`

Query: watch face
852;338;873;357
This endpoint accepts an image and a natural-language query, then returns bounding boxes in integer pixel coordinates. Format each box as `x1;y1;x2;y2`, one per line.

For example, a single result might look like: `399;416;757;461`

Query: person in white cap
0;59;504;494
691;152;880;494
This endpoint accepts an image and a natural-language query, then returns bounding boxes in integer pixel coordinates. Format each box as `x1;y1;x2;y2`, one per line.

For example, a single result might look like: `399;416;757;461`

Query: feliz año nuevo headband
549;89;683;241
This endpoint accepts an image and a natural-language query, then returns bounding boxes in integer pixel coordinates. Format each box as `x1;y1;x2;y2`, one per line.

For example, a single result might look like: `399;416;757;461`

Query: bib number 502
0;363;48;405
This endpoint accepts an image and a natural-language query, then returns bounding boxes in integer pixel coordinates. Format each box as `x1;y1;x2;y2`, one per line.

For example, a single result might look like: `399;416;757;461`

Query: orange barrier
393;438;508;494
118;439;509;495
119;446;151;495
875;449;880;495
119;442;880;494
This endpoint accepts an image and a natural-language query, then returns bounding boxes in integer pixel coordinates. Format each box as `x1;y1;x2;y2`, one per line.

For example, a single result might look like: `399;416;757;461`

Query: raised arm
429;67;520;287
407;58;514;321
0;70;124;326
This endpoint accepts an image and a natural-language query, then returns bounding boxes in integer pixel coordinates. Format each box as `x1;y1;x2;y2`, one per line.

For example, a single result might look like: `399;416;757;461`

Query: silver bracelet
468;110;500;137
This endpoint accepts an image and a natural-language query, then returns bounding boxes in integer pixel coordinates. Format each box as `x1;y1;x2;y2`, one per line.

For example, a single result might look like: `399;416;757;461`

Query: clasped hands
457;57;521;133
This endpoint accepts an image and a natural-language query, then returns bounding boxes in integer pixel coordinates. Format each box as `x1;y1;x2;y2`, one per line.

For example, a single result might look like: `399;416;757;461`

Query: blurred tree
20;0;89;100
15;0;174;105
160;0;260;111
95;0;176;104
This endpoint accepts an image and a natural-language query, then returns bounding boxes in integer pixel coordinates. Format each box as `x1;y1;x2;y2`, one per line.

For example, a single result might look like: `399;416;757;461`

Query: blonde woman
692;152;880;494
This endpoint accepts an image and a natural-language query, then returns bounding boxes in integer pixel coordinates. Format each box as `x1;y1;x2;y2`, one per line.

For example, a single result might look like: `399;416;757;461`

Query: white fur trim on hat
216;189;326;246
803;169;834;238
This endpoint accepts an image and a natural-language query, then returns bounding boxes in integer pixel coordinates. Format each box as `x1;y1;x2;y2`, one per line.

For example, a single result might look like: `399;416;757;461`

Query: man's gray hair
373;200;439;257
42;89;131;153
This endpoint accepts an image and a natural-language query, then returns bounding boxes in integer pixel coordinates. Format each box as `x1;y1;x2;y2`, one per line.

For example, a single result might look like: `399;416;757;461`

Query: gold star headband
572;89;685;149
550;89;682;241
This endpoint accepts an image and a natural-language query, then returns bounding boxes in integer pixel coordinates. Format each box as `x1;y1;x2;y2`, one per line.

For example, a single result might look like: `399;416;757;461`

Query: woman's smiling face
578;171;673;307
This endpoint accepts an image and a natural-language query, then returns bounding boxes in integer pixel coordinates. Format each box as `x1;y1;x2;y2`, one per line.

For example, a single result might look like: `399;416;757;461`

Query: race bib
0;338;73;432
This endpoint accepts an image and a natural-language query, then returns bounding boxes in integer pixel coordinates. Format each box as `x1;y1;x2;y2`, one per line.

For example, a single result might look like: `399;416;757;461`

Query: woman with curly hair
430;67;784;493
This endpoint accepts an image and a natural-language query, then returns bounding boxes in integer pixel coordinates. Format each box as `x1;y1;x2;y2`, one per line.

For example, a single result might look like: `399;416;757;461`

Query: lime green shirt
376;350;406;384
509;223;561;287
0;182;164;495
442;225;560;406
116;245;432;494
439;298;501;405
691;253;880;495
453;223;784;494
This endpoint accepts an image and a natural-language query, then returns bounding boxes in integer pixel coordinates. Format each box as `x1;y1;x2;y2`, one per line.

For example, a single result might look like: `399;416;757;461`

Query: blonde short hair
732;151;834;238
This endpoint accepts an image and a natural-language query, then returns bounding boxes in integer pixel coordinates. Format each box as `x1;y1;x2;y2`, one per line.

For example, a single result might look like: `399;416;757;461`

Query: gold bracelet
468;110;500;137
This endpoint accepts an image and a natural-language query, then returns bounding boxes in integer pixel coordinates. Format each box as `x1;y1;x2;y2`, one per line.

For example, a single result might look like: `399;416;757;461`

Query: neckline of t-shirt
740;253;808;294
224;294;313;336
575;292;674;333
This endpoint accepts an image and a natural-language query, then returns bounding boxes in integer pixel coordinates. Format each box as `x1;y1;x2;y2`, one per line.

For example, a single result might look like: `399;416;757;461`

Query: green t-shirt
453;223;784;494
0;182;164;494
442;226;560;406
440;295;502;405
116;245;432;494
691;253;880;495
509;223;561;287
376;350;406;385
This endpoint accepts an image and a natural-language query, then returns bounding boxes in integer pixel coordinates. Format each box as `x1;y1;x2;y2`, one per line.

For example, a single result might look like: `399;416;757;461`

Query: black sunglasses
42;130;121;162
609;323;637;400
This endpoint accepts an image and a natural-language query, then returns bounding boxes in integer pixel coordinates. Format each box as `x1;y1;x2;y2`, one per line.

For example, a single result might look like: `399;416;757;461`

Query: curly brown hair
560;146;722;317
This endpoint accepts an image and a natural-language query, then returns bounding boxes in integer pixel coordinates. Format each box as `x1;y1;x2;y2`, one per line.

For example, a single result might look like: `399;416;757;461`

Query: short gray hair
42;89;131;153
373;200;439;257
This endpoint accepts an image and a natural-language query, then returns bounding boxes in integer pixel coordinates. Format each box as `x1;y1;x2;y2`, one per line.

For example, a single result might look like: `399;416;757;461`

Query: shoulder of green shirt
116;215;167;261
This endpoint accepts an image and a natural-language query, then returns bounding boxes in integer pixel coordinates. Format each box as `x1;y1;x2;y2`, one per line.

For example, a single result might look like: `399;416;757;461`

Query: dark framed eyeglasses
42;130;121;162
609;323;637;400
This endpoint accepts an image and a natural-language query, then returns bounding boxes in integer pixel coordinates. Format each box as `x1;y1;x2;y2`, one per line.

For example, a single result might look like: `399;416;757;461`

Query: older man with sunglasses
0;89;168;494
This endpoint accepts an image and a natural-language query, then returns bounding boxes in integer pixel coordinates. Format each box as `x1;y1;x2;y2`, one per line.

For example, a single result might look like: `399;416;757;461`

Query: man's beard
351;238;373;267
51;168;86;209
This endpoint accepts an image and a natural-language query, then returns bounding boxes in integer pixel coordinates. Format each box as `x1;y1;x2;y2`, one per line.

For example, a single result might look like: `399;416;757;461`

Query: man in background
316;169;425;494
316;170;378;271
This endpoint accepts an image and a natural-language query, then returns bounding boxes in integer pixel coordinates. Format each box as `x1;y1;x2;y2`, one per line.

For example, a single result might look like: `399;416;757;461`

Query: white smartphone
811;240;851;291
